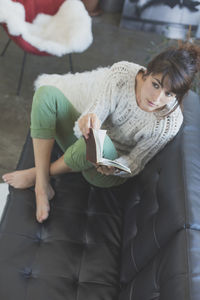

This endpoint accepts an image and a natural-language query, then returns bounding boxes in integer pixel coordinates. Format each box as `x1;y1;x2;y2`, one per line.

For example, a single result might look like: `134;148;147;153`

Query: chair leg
17;51;27;96
1;39;11;56
68;53;74;73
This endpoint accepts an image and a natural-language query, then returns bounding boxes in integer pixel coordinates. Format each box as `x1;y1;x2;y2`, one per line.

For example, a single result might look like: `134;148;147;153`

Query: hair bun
178;42;200;73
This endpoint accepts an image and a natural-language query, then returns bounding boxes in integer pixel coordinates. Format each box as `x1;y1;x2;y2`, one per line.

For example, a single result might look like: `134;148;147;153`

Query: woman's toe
41;212;48;223
37;211;43;223
2;175;8;181
5;178;11;184
3;174;12;182
42;213;48;222
36;206;49;223
11;182;18;188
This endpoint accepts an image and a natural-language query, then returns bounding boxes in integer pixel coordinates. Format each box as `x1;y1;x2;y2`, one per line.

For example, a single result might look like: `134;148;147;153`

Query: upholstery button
73;279;79;286
136;194;140;200
23;267;32;278
35;233;42;243
135;194;140;203
35;236;42;244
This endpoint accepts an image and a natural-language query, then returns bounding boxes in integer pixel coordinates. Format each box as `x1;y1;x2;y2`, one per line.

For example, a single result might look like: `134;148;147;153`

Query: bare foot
35;183;55;223
2;168;36;189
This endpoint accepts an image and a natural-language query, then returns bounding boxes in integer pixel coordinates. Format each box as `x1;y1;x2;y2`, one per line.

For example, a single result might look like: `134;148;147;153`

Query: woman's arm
73;62;126;139
78;113;101;139
112;112;184;178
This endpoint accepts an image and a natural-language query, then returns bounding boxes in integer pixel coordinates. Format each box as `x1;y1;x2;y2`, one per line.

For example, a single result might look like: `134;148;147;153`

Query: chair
0;0;93;95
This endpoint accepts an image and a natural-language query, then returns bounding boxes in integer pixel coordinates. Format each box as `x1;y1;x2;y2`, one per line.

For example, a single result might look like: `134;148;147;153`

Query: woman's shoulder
109;61;146;75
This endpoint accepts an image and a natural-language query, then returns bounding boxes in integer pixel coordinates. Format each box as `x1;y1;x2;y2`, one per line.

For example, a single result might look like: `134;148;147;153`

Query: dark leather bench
0;90;199;300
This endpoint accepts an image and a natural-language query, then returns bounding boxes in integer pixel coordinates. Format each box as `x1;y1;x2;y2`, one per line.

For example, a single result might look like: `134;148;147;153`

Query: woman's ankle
35;171;50;182
35;179;50;189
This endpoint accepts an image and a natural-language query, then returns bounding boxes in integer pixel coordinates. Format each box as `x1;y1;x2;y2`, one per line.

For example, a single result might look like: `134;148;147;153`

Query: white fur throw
0;183;9;222
0;0;93;56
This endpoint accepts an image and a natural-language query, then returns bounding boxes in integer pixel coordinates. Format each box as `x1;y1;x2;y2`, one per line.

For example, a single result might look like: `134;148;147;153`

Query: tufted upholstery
0;134;123;299
0;90;200;299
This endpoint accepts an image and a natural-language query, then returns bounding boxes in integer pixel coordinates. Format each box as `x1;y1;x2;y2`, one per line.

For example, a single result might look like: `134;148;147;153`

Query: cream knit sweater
34;61;184;178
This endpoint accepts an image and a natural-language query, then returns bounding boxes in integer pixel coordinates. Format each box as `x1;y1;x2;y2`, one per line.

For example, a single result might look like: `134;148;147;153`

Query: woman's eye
166;92;172;97
152;82;159;89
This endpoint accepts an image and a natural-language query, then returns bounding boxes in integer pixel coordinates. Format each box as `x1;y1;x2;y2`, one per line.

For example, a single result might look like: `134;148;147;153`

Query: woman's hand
95;164;117;175
78;113;101;139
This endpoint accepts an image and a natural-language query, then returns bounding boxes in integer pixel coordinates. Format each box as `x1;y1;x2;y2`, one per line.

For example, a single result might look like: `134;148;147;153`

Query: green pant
30;86;127;188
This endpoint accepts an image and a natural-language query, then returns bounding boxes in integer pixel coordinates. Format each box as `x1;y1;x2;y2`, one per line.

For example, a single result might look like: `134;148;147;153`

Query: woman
2;43;200;223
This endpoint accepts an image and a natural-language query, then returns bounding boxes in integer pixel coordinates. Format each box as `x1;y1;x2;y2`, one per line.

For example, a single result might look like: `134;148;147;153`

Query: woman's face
137;72;177;112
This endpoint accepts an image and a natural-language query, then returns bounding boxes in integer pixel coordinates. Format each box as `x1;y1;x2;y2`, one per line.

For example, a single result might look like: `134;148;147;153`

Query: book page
99;158;131;174
92;129;107;162
85;128;131;174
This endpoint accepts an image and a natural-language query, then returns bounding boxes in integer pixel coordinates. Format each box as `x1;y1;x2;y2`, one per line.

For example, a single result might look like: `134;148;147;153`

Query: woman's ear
142;70;148;80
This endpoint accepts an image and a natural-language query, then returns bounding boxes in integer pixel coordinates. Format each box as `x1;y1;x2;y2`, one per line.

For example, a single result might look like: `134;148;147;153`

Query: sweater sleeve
73;62;124;138
113;109;184;178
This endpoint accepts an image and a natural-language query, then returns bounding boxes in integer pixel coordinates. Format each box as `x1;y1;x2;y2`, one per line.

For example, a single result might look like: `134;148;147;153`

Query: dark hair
144;42;200;116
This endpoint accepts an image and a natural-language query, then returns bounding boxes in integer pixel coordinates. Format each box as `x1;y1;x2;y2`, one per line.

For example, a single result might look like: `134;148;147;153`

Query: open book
84;128;131;174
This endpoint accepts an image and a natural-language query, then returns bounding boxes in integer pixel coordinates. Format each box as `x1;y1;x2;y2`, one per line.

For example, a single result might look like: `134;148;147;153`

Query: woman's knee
33;86;64;109
64;137;92;171
31;86;63;133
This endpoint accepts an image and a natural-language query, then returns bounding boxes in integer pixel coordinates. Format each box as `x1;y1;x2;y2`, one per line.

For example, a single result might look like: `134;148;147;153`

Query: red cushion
12;0;65;22
4;0;66;55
